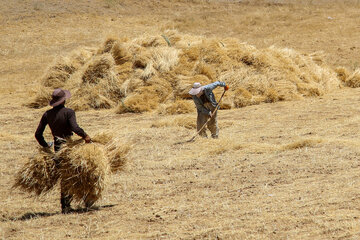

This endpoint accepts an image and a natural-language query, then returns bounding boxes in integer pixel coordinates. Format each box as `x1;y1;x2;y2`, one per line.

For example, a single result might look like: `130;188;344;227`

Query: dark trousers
54;137;72;210
60;182;72;210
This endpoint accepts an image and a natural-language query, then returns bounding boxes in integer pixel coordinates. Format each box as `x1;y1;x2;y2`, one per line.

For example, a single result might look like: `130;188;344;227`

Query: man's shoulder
47;106;75;114
203;81;219;89
63;107;76;115
63;106;74;111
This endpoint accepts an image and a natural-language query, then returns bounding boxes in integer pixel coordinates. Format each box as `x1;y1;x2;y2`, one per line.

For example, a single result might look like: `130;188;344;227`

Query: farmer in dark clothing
35;88;91;214
189;81;229;138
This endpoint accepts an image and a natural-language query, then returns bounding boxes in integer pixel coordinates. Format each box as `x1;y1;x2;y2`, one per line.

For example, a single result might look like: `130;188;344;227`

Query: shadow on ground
2;204;117;221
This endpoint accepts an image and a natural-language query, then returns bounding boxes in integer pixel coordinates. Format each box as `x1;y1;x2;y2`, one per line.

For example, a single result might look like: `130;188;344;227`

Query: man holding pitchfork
189;81;229;139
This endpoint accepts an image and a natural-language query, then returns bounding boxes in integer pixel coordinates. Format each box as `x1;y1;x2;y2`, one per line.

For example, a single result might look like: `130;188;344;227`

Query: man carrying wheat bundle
189;81;229;139
35;88;92;214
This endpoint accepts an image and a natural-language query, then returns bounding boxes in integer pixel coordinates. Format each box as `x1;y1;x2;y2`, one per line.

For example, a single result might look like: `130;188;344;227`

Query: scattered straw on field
334;66;360;88
28;30;343;113
335;67;350;83
281;138;323;150
150;115;196;129
343;69;360;88
196;138;280;156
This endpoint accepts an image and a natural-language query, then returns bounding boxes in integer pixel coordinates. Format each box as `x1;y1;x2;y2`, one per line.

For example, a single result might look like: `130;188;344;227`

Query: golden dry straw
13;132;129;203
157;99;195;115
58;143;110;203
13;149;59;196
343;69;360;88
67;54;123;111
92;132;131;173
150;115;196;129
25;86;53;109
107;143;130;173
57;133;130;202
28;30;343;113
334;66;360;88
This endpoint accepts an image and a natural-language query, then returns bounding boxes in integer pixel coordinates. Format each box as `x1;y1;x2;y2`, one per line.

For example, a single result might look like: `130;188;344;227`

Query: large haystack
28;30;342;113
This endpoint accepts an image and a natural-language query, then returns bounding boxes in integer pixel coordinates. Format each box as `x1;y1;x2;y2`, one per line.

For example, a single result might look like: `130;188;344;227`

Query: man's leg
60;179;73;214
197;113;208;138
54;138;74;214
207;107;219;139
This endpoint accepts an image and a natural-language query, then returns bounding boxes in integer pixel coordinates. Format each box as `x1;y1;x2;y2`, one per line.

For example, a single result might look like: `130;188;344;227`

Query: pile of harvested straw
28;30;344;113
157;99;195;115
13;149;59;196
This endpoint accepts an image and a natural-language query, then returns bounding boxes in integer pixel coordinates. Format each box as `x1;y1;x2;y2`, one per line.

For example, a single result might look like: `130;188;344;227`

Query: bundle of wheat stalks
13;133;130;204
13;148;60;196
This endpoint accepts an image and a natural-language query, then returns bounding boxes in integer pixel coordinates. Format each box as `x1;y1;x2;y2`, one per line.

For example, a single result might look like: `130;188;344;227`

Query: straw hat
50;88;71;107
188;82;203;95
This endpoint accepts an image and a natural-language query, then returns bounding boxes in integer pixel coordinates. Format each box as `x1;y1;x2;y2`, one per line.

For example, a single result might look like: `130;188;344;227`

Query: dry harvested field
2;0;360;239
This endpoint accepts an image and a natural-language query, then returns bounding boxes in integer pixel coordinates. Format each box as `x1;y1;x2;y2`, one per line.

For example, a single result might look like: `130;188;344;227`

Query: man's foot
61;206;75;214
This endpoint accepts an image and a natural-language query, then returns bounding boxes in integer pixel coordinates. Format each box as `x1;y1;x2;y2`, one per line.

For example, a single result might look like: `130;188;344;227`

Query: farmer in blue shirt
189;81;229;138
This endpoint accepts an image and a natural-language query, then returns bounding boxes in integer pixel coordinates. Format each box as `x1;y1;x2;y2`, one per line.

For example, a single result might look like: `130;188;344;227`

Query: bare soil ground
2;0;360;239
